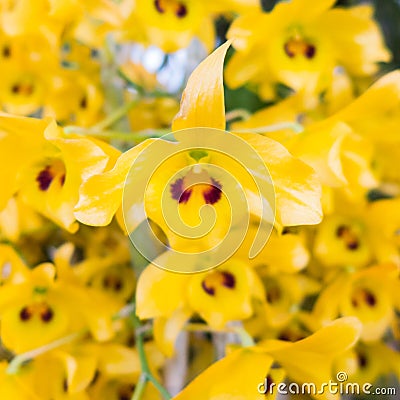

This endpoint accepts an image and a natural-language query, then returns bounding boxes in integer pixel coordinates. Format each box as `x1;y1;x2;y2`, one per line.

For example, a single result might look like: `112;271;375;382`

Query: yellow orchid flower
136;260;258;327
75;41;322;266
187;258;264;329
313;214;372;270
0;262;75;353
173;317;361;400
226;0;390;100
136;258;263;356
235;72;400;202
313;196;400;269
120;0;260;53
254;272;320;330
291;71;400;198
3;337;164;400
335;342;400;387
0;63;47;115
312;263;398;342
53;235;134;305
0;261;121;353
44;70;104;127
0;114;119;233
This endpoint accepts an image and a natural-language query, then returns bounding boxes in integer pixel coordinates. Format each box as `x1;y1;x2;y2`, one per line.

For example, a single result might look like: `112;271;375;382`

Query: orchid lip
170;170;222;205
201;270;236;296
36;166;53;191
154;0;188;18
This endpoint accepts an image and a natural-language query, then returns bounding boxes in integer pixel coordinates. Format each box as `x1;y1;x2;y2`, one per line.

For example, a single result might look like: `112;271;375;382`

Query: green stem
7;330;86;374
92;99;138;131
147;373;173;399
130;310;172;400
232;121;304;134
184;323;255;347
131;373;147;400
233;326;255;347
64;126;168;142
225;108;252;123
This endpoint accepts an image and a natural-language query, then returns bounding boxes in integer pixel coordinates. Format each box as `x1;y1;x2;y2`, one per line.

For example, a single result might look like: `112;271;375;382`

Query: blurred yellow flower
226;0;390;100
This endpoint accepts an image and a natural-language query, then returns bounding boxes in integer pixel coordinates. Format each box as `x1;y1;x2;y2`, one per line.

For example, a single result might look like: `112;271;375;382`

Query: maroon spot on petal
357;352;368;368
284;38;316;59
40;307;54;323
351;288;376;308
103;276;112;289
11;83;33;95
114;278;123;292
305;44;316;59
284;43;295;58
89;370;100;386
80;96;88;109
266;286;281;304
347;241;359;250
203;179;222;205
19;307;32;321
176;3;187;17
170;178;192;204
59;173;66;186
364;290;376;307
118;384;136;400
201;280;215;296
336;225;348;237
221;271;235;289
36;166;53;191
2;46;11;58
265;374;274;393
154;0;165;13
179;188;192;204
336;224;360;251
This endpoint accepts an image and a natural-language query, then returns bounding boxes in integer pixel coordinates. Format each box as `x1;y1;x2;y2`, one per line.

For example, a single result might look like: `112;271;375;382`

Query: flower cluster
0;0;399;399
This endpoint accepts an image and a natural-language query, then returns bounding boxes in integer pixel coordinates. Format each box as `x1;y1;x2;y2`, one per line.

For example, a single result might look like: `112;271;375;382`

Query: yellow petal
261;317;362;399
74;139;155;226
173;347;274;400
136;264;190;319
96;344;141;377
153;308;192;357
292;121;351;187
235;132;322;228
57;351;97;393
172;41;231;131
